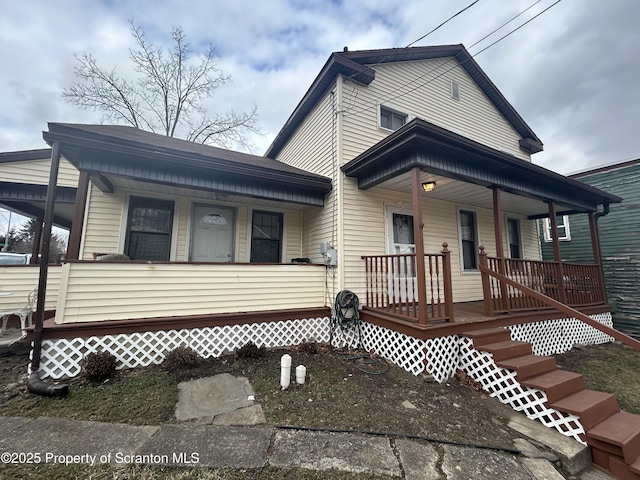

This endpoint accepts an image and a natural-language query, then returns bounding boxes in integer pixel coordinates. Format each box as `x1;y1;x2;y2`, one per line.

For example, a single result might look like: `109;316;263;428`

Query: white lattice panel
33;316;330;379
508;313;614;356
458;337;585;443
426;336;459;383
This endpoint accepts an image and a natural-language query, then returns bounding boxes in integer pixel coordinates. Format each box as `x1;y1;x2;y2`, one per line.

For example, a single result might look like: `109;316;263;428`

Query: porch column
547;201;567;303
492;187;509;312
589;211;607;303
66;170;90;260
411;166;428;324
31;142;62;374
30;217;43;264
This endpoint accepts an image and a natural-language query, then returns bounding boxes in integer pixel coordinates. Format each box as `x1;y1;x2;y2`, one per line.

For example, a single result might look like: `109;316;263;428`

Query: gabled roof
265;45;543;159
43;123;331;206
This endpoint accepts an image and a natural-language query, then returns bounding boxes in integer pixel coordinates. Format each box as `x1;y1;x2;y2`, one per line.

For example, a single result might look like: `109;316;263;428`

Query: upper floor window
380;106;407;131
125;196;174;260
450;80;460;100
543;215;571;242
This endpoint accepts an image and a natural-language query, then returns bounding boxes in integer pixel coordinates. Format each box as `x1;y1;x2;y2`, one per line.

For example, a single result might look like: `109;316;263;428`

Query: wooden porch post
441;242;454;322
547;201;567;303
589;211;607;304
492;187;509;312
30;217;43;264
411;166;428;324
66;171;90;260
479;246;493;316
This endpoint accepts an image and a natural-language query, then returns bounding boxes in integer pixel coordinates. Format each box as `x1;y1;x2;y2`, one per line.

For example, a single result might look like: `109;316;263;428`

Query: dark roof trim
342;118;621;212
266;45;543;159
43;124;331;205
0;182;76;204
0;148;52;163
264;53;375;158
570;158;640;179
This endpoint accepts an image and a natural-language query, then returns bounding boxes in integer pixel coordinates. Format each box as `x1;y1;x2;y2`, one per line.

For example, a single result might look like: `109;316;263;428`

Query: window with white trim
380;106;407;131
543;215;571;242
507;218;522;258
459;209;478;270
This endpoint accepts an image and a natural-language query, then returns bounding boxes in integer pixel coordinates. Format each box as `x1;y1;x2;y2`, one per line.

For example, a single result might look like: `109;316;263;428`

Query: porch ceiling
342;119;622;218
0;182;76;229
375;172;553;217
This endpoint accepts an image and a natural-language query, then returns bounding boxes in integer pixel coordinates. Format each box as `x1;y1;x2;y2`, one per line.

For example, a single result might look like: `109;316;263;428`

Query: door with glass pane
190;205;235;262
386;207;417;302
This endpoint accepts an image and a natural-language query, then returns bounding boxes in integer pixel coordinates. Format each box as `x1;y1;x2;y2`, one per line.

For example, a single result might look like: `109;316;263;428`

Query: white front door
386;207;417;302
190;205;235;262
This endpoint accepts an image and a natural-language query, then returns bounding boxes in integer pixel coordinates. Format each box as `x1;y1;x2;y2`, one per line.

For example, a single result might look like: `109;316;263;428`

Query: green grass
1;370;178;425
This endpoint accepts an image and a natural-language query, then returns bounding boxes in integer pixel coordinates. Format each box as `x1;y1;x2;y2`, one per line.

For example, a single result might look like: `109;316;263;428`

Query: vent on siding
450;80;460;101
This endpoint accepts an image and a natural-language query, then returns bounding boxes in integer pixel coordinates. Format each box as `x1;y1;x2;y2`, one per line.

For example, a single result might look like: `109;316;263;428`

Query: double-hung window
125;196;174;261
250;210;283;263
380;106;407;131
459;210;478;270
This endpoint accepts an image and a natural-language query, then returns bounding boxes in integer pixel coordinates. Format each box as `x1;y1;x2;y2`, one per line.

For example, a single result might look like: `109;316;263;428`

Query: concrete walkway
0;372;616;478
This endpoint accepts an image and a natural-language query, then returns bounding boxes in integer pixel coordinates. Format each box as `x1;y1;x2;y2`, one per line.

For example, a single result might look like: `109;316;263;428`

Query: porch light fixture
422;181;436;192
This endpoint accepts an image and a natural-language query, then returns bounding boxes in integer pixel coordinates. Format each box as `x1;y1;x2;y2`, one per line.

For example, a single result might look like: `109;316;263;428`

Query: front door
386;207;417;302
190;205;235;262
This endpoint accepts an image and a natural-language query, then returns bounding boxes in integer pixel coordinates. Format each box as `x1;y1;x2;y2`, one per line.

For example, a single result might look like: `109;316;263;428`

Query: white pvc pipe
296;365;306;384
280;354;292;389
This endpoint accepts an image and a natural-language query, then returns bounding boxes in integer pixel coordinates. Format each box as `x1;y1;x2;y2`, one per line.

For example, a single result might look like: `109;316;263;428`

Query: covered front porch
342;118;621;338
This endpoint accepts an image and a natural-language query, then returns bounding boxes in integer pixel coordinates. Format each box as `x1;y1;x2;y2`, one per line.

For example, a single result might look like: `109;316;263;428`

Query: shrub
163;346;202;369
83;351;117;382
236;342;266;359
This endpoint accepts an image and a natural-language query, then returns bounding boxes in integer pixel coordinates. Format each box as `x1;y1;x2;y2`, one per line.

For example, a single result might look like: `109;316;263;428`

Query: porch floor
361;300;611;340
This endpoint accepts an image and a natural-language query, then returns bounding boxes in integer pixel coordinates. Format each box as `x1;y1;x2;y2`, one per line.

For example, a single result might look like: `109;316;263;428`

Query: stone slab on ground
0;416;33;439
441;445;530;480
212;404;266;425
395;439;441;480
174;374;255;422
508;414;590;474
0;417;158;461
138;424;270;468
269;429;401;477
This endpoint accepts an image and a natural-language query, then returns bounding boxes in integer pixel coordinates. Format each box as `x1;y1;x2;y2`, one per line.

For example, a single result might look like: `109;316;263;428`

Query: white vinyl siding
0;157;79;188
341;58;530;164
0;265;61;311
55;262;326;323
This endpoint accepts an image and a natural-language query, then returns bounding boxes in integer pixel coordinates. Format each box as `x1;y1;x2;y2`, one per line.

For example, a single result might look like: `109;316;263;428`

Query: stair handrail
479;264;640;352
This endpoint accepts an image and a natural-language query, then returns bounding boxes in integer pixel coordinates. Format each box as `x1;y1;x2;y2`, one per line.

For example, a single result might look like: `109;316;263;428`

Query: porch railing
361;243;453;324
479;247;606;316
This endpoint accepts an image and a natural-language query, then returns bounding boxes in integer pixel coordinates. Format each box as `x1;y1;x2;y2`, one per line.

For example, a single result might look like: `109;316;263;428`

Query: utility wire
343;0;563;118
468;0;542;49
472;0;562;55
406;0;482;48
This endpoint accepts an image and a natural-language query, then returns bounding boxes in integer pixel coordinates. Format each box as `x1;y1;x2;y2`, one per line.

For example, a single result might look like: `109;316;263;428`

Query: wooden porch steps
463;327;640;480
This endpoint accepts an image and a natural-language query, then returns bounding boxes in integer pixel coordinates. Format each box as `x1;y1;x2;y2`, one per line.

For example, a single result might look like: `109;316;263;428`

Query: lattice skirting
507;312;614;356
32;316;331;380
458;336;586;443
330;321;459;382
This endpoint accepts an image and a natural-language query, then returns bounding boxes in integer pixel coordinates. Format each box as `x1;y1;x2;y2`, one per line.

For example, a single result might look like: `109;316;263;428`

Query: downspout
593;203;610;303
27;141;69;397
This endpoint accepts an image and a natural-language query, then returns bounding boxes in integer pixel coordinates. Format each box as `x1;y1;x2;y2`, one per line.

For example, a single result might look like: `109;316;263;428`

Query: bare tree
63;21;259;148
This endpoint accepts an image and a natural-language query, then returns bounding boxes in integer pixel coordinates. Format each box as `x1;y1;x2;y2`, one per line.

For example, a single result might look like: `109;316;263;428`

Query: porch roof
341;118;622;217
43;123;332;207
0;148;75;229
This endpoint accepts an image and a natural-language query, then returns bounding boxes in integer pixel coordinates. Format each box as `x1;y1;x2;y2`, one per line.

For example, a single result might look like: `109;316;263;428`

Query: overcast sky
1;0;639;232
